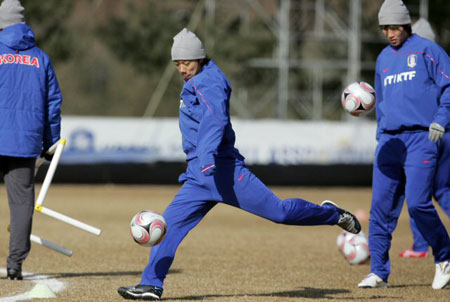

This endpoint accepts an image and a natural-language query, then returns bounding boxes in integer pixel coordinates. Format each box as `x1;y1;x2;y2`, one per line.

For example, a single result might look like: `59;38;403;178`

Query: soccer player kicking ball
358;0;450;290
118;28;361;300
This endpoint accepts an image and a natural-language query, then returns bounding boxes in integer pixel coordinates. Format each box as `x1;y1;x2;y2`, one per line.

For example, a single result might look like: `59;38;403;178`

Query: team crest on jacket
407;54;417;68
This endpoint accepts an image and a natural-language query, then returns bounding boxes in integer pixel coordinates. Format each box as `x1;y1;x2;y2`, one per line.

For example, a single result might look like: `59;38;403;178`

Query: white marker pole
34;137;102;236
36;206;102;236
35;139;66;208
30;234;73;257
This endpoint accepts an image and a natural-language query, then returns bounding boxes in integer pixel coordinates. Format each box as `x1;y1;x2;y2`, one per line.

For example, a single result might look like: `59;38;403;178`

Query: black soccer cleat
321;200;362;234
118;285;163;300
7;268;23;280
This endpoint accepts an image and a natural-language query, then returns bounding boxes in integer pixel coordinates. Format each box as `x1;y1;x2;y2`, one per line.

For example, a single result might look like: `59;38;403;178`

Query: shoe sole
399;254;428;258
118;289;160;300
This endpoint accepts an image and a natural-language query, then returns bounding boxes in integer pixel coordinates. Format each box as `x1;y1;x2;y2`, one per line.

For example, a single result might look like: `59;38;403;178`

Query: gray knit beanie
378;0;411;26
0;0;25;29
412;18;436;41
171;28;206;61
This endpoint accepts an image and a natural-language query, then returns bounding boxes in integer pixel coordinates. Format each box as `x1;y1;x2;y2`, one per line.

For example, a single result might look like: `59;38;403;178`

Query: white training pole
37;206;102;236
35;139;66;208
30;234;73;257
34;137;102;236
8;225;72;256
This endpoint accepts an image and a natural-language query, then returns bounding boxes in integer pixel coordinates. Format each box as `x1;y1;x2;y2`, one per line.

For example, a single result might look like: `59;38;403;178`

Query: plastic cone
28;283;56;298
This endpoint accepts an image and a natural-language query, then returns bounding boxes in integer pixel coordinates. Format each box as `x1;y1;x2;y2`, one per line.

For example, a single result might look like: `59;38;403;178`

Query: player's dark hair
403;24;412;35
200;56;210;67
379;24;412;35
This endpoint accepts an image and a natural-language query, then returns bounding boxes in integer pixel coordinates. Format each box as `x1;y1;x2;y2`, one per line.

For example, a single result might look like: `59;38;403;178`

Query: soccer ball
336;230;370;265
130;210;167;247
341;81;376;116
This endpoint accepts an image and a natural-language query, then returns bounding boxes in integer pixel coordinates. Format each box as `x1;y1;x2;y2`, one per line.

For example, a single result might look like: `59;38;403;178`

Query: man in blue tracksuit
398;18;450;259
118;28;362;300
358;0;450;290
0;0;62;280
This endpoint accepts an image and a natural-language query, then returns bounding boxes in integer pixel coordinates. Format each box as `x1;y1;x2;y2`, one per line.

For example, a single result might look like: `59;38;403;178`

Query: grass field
0;184;449;301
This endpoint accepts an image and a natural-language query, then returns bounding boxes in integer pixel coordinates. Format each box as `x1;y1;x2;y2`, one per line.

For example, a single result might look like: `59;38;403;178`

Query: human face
174;60;201;80
380;25;409;47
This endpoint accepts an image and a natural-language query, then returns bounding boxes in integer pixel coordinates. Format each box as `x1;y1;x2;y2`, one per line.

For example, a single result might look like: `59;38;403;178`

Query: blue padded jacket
178;60;243;168
0;24;62;157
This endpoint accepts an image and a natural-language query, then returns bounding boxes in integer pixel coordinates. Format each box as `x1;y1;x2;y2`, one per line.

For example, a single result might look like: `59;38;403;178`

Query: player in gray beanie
0;0;25;29
378;0;411;26
171;28;206;61
359;0;450;292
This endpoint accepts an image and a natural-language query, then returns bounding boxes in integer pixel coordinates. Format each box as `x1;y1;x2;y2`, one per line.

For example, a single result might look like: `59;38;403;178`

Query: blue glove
201;164;216;176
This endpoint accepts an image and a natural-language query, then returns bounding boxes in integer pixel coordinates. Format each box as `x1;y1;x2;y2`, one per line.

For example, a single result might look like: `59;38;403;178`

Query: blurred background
23;0;450;119
20;0;450;185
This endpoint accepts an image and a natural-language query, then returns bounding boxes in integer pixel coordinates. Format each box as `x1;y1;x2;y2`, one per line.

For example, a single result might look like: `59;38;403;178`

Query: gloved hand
429;122;445;143
40;149;54;161
201;164;216;176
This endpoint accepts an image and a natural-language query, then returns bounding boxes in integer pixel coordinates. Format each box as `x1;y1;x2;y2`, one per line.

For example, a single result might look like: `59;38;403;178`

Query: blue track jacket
0;24;62;157
179;60;243;169
375;34;450;138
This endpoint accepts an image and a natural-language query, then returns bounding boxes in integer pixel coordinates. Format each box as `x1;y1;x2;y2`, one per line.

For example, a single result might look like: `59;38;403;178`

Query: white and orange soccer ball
336;230;370;265
341;81;376;116
130;210;167;247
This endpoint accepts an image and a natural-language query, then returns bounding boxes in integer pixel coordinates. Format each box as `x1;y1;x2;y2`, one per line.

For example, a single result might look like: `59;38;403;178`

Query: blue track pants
140;158;340;287
409;132;450;252
369;131;450;282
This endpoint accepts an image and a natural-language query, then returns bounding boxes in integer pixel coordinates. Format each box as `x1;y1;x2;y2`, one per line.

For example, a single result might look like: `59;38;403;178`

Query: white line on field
0;268;66;302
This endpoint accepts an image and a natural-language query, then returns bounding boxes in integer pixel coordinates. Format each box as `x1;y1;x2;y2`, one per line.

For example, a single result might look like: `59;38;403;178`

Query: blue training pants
409;132;450;252
140;157;340;287
370;131;450;282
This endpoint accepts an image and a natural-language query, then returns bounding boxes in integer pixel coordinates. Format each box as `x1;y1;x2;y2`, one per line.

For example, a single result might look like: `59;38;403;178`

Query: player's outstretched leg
118;285;163;300
321;200;361;234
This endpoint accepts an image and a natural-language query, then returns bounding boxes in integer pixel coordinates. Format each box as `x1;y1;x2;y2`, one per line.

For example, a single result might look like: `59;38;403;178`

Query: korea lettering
0;53;39;68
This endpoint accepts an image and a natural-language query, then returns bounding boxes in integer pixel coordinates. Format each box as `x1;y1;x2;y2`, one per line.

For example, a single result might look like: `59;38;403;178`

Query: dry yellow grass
0;184;448;301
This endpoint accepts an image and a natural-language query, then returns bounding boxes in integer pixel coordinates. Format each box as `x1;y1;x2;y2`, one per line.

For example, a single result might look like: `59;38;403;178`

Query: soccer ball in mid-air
336;230;370;265
130;210;167;247
341;81;376;116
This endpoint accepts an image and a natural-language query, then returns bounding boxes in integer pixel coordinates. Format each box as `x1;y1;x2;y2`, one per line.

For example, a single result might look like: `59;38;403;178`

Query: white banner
60;116;377;165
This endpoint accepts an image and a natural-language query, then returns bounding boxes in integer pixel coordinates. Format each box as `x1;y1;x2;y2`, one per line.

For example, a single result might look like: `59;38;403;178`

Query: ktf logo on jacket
0;53;40;68
384;71;416;86
407;54;417;68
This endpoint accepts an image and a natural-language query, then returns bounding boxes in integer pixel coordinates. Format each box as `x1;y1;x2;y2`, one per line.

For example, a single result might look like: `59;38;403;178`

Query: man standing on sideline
398;17;450;259
0;0;63;280
358;0;450;289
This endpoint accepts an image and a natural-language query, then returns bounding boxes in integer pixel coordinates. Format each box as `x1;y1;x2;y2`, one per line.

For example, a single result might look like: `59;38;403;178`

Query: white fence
60;116;377;165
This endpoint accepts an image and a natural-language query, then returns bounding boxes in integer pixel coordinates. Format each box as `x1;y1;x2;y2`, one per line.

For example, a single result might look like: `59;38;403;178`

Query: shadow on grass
24;269;182;279
168;287;353;301
387;283;430;288
167;287;403;301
